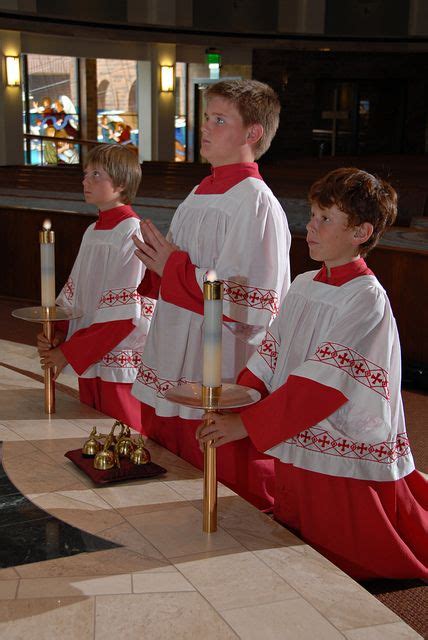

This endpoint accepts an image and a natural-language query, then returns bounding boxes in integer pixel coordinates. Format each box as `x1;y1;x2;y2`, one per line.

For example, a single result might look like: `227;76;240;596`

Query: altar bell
37;144;153;430
197;167;428;580
132;79;291;509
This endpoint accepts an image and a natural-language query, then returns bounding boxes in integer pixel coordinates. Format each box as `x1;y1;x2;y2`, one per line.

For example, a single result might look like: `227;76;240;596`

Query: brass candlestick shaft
203;411;217;533
43;319;55;414
202;384;221;533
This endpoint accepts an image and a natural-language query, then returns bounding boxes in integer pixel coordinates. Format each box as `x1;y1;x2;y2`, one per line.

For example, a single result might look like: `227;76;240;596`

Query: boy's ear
246;123;263;145
353;222;373;246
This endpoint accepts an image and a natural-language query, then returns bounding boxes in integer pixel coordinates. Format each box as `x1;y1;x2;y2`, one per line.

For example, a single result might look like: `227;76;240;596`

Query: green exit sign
206;52;221;65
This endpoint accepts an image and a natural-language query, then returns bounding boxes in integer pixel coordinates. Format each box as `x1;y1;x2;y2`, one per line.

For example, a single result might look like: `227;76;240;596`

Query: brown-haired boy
132;79;291;509
198;167;427;580
38;144;153;429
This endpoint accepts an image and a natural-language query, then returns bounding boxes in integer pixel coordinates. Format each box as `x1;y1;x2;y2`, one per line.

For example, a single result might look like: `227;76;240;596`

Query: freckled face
306;203;359;268
82;164;123;211
200;96;251;167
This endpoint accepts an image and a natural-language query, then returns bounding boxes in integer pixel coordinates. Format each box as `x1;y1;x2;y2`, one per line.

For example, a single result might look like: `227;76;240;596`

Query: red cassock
239;259;428;580
56;205;154;429
132;163;292;509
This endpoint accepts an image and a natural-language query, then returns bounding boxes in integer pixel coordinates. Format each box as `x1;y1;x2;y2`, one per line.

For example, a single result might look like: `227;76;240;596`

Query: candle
39;219;56;308
202;270;223;389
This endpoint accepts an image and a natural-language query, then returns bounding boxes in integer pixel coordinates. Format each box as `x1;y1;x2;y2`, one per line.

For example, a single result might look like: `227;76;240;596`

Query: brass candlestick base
12;306;82;415
165;383;261;533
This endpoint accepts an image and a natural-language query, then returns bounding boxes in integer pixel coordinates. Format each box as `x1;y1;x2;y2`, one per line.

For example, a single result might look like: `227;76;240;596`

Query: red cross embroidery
319;346;331;357
317;434;330;448
374;445;388;457
355;443;368;454
300;432;311;443
337;352;351;365
396;439;407;451
353;362;365;375
249;292;260;303
370;372;383;384
335;440;350;452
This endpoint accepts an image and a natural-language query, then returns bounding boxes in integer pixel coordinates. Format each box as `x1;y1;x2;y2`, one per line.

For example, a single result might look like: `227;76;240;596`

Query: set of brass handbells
82;420;151;470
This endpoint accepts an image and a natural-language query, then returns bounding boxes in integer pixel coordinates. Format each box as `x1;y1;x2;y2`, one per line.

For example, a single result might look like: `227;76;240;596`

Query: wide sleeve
242;374;347;452
60;319;134;375
92;222;155;327
194;190;290;331
243;312;283;392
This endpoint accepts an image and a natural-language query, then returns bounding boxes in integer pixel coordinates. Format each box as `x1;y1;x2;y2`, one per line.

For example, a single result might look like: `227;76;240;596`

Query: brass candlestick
11;305;82;414
165;383;260;533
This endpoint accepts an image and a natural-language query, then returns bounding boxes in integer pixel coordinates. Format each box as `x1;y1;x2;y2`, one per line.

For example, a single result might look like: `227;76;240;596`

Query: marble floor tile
15;547;168;579
127;505;244;559
30;436;87;454
222;597;345;640
0;423;27;441
132;570;195;593
94;480;186;515
97;521;168;562
343;621;423;639
0;567;19;580
176;550;297;611
27;490;125;534
0;579;18;598
17;573;133;598
2;419;89;440
212;495;303;551
94;592;238;640
69;417;123;433
255;547;400;630
165;477;236;501
0;596;94;640
2;439;41;460
3;451;85;494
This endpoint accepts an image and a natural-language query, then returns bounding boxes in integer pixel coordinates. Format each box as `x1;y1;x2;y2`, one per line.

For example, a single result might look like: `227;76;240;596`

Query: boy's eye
216;117;225;125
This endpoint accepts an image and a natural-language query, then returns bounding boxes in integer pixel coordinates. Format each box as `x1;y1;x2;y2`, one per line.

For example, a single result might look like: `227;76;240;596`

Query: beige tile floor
0;340;423;639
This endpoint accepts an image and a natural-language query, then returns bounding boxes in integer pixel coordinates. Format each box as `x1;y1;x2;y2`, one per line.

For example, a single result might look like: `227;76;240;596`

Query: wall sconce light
160;65;174;92
5;56;21;86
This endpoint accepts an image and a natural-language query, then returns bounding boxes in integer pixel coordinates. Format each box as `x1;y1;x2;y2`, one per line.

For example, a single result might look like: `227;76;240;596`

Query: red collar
95;205;139;230
195;162;262;195
314;258;373;286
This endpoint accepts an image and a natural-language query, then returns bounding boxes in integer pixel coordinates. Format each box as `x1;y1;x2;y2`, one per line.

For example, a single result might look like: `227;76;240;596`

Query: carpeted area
361;579;427;638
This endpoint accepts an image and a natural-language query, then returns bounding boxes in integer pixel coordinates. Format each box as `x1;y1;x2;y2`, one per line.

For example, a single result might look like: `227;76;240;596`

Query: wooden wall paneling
1;206;97;302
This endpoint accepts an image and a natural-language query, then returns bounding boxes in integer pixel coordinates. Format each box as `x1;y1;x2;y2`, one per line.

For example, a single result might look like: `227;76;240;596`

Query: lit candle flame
43;219;52;231
206;270;217;283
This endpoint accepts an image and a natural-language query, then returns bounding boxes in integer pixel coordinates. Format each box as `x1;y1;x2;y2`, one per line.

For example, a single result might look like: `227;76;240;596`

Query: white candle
39;219;56;308
202;270;223;389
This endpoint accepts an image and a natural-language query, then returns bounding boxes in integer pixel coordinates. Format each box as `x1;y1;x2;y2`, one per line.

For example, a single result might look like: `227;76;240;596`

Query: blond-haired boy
132;79;291;509
38;145;152;429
